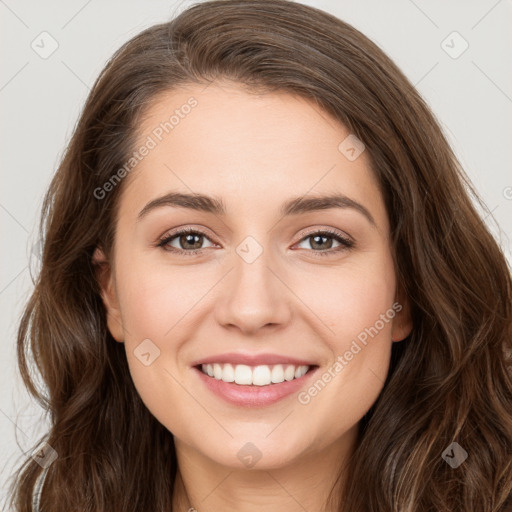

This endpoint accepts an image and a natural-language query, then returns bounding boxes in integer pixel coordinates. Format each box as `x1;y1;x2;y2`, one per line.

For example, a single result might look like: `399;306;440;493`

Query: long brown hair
8;0;512;510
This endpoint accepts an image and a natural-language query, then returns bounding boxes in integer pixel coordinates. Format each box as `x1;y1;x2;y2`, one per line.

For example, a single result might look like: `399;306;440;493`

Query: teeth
221;363;235;382
252;365;271;386
284;365;296;381
213;363;223;380
235;364;252;385
271;364;284;383
200;363;310;386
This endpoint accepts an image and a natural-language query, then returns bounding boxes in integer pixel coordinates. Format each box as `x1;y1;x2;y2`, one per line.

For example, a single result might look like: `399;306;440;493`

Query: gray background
1;0;511;507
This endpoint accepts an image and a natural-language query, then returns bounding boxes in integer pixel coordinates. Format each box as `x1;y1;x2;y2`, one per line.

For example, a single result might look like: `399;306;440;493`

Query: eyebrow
137;191;376;227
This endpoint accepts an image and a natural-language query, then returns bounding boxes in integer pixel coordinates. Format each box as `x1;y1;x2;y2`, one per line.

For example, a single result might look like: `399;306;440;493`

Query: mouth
196;362;317;386
190;353;320;406
193;362;319;407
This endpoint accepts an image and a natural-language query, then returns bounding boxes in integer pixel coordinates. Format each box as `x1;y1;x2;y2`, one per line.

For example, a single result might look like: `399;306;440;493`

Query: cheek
296;254;396;345
117;274;185;433
115;254;195;337
292;255;397;426
113;255;211;425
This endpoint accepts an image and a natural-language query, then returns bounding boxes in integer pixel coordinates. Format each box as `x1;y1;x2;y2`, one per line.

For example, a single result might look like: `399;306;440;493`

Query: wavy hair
8;0;512;510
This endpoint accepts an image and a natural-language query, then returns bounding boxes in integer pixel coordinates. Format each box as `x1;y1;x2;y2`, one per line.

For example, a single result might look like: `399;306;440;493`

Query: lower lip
193;366;318;407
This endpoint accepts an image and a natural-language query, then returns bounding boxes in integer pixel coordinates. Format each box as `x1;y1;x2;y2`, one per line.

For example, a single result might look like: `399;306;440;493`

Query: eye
157;228;215;255
294;229;354;257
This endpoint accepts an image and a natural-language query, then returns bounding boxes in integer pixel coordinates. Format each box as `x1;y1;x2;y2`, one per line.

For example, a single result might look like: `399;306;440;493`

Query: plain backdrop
1;0;511;507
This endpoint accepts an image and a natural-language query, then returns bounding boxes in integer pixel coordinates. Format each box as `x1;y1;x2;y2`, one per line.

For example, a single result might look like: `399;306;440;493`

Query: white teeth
221;363;235;382
213;363;223;380
284;365;296;381
200;363;310;386
271;364;285;383
294;366;302;378
234;364;252;385
252;365;272;386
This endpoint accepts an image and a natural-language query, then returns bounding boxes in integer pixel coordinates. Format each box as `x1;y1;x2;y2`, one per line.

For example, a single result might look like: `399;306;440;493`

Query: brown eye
176;232;204;250
158;228;215;254
295;230;354;256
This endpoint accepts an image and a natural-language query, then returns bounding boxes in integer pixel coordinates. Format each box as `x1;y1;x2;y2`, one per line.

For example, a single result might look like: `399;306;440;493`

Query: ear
391;284;413;342
92;247;124;343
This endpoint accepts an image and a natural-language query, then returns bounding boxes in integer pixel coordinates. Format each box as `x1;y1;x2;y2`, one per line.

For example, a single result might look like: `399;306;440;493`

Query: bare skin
94;81;412;512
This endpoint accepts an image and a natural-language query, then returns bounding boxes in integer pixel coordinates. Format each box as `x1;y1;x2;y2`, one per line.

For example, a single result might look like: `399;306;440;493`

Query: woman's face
95;81;412;470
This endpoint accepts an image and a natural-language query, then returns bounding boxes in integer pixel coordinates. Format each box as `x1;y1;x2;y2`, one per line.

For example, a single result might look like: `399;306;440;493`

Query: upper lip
191;352;317;367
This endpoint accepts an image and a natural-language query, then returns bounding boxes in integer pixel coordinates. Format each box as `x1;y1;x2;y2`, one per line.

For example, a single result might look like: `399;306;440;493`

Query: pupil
182;233;202;250
312;235;331;250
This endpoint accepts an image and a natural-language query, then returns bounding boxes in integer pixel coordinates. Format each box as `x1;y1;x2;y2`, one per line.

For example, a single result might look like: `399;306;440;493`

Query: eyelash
157;227;354;257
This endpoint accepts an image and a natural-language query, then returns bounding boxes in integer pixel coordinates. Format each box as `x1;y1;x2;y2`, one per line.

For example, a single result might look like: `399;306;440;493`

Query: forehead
119;82;387;231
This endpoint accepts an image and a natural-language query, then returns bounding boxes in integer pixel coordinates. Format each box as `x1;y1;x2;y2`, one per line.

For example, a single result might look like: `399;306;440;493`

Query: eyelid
294;225;353;244
157;224;216;242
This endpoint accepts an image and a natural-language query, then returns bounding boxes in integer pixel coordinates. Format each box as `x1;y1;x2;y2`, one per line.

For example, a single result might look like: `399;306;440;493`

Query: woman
9;0;512;510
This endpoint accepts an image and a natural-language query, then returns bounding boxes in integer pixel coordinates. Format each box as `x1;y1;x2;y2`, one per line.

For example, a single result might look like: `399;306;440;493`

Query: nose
214;241;292;335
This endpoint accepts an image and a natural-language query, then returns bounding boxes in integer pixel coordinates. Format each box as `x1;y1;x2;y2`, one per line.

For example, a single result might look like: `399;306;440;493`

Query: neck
172;427;358;512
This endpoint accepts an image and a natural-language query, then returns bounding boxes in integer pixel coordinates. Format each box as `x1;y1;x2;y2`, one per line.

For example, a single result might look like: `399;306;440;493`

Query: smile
200;363;310;386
